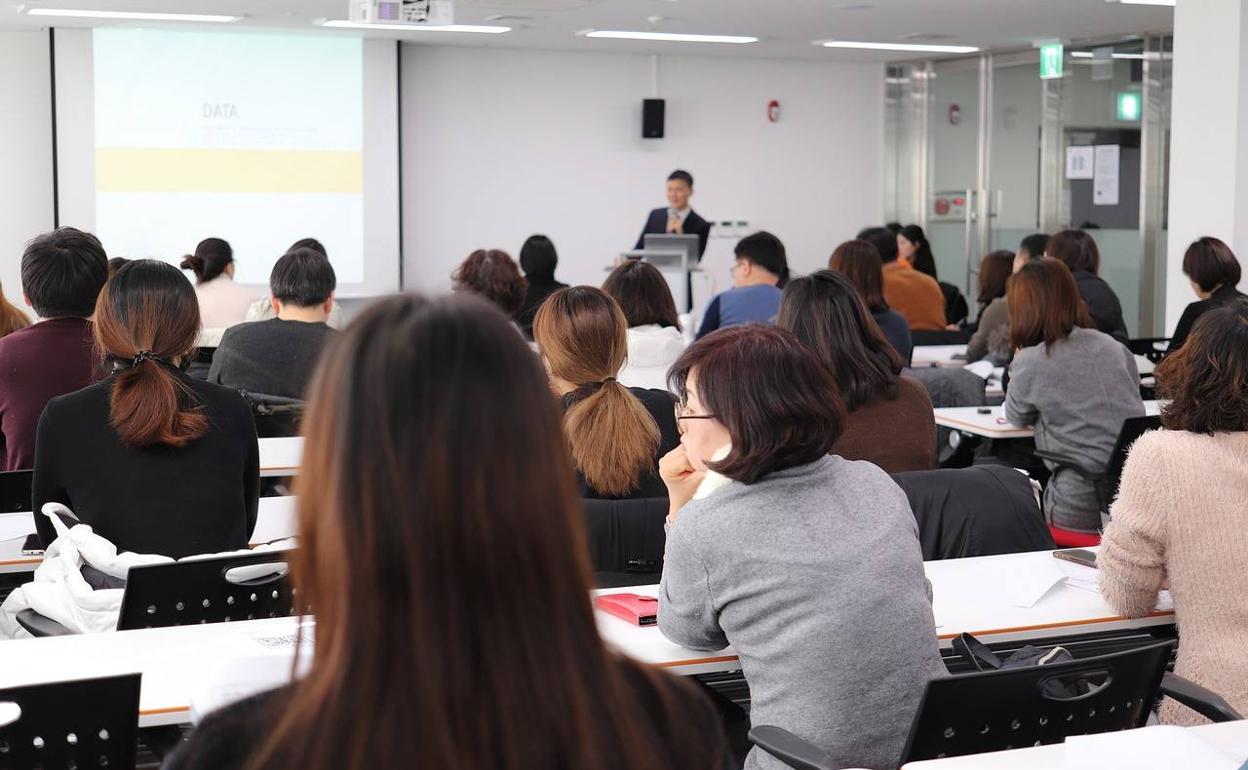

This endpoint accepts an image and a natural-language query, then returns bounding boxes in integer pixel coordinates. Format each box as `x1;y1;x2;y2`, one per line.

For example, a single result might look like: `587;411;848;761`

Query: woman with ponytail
533;287;679;499
181;237;259;329
32;260;259;557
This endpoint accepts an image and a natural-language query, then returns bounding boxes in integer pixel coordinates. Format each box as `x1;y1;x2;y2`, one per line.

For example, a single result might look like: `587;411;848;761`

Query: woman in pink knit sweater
1100;300;1248;725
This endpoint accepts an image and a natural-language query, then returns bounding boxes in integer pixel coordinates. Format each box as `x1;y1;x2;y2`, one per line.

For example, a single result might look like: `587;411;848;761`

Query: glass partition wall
883;35;1172;335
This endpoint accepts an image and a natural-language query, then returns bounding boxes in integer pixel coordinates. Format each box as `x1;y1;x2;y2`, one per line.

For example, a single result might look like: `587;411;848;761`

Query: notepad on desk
1065;725;1247;769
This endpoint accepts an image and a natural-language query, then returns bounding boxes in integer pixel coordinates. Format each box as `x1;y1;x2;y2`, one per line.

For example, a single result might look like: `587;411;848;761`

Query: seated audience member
1167;237;1245;353
966;250;1015;365
0;228;107;471
657;324;945;770
779;271;936;473
696;231;788;339
209;248;337;400
533;287;679;499
107;257;129;277
898;224;968;326
245;238;344;328
829;239;912;364
602;260;686;390
862;227;945;331
0;281;29;340
32;260;258;558
181;237;259;330
1012;232;1049;273
452;249;528;320
1004;258;1144;538
1100;301;1248;725
514;234;568;339
1046;229;1129;345
166;294;726;770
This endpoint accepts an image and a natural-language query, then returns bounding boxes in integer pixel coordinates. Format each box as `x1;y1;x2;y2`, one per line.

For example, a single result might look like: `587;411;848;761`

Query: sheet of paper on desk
1063;574;1174;611
1065;725;1244;769
1005;558;1067;608
0;513;35;542
962;360;995;380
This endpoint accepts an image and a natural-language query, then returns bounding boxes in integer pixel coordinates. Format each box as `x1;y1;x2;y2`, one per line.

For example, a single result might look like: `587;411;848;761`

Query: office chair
0;673;141;770
581;498;668;588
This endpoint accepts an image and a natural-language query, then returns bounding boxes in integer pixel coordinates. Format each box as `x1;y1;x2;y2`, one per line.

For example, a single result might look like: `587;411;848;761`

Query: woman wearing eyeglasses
533;286;679;499
657;325;945;770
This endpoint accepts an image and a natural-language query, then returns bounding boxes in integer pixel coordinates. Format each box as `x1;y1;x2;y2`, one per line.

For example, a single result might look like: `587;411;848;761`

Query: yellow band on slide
96;148;364;193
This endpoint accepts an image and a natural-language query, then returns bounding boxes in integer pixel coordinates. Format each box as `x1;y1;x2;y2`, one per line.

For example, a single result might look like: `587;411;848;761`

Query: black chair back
240;391;305;439
581;498;668;588
117;550;296;630
1106;415;1162;504
0;673;140;770
912;329;971;346
0;470;32;514
901;641;1172;763
186;346;216;380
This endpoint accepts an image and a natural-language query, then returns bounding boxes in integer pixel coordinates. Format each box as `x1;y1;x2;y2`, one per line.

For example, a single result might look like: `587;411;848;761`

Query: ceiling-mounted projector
349;0;454;25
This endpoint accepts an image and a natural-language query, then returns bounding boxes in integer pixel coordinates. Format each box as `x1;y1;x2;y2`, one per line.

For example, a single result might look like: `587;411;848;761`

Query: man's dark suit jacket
634;208;712;259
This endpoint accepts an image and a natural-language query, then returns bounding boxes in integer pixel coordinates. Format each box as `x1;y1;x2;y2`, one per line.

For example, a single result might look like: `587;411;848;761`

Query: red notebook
595;593;659;626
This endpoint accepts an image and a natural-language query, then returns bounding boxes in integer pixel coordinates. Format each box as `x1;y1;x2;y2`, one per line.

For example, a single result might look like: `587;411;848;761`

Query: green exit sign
1040;43;1064;80
1117;91;1142;121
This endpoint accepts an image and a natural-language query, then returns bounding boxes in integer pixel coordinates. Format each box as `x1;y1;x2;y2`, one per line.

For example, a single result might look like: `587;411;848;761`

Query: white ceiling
2;0;1174;61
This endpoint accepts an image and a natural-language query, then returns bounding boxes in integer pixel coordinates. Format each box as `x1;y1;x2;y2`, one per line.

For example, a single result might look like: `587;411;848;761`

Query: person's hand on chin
660;445;705;523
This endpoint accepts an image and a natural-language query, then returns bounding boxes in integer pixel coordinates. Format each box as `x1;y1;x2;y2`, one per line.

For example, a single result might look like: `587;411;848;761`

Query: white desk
912;345;968;368
593;549;1174;675
935;401;1161;440
258;436;302;478
0;496;297;575
902;720;1248;769
0;549;1173;727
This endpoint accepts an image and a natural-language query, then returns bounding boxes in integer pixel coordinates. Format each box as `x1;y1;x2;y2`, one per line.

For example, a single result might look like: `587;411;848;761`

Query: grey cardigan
658;455;946;770
1005;326;1145;532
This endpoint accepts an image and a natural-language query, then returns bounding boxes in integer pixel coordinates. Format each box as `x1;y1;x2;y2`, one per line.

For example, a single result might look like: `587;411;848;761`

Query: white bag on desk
0;503;295;640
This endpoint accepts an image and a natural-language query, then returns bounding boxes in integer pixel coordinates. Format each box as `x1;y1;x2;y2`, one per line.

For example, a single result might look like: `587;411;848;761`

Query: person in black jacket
634;169;712;258
533;286;678;500
513;234;568;339
32;260;258;558
1167;236;1246;354
1047;229;1130;345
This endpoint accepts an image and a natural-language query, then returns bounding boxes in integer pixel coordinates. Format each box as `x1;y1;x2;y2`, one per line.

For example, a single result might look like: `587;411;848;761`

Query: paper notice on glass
1066;146;1094;180
1094;144;1120;206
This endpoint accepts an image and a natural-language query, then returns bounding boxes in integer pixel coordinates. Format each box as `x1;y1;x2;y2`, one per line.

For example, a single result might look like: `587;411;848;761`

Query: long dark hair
900;224;937;279
977;250;1015;306
533;287;661;496
250;294;721;770
778;270;901;411
829;239;889;313
180;237;233;284
94;260;206;447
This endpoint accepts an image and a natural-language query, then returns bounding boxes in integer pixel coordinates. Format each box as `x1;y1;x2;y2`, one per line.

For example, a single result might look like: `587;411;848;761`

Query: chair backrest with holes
900;640;1173;763
0;673;140;770
0;470;32;514
116;550;299;630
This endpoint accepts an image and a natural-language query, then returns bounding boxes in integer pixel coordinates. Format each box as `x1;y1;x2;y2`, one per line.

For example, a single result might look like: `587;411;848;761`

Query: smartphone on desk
21;533;43;556
1054;548;1097;569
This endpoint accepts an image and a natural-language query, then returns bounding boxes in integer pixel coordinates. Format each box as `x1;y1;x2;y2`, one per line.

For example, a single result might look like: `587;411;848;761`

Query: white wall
400;45;884;296
0;30;55;317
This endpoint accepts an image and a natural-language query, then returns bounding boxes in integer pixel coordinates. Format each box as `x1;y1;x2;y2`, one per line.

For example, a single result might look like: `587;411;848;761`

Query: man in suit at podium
634;169;712;258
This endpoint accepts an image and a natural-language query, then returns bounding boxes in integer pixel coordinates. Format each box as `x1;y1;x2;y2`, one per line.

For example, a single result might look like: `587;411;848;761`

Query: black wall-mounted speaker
643;98;665;139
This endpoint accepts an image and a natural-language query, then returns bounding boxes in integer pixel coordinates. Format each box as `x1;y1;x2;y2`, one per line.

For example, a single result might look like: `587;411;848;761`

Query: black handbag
952;632;1091;698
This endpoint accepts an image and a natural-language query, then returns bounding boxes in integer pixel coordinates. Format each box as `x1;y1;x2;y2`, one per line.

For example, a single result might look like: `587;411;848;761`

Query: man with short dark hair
0;227;109;470
695;231;789;339
634;169;713;258
209;248;337;399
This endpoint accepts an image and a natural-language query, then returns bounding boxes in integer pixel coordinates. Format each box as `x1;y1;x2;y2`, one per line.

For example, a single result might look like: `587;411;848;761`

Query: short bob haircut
667;325;845;484
271;247;337;307
1046;229;1100;274
977;250;1015;305
1182;237;1242;293
452;249;528;316
1007;258;1093;353
828;239;888;313
1156;300;1248;434
602;259;681;330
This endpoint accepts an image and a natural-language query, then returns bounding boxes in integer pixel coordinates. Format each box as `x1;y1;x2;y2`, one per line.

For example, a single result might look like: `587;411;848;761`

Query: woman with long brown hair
533;286;679;499
0;280;30;340
965;250;1015;364
829;239;912;364
166;293;726;770
31;259;258;557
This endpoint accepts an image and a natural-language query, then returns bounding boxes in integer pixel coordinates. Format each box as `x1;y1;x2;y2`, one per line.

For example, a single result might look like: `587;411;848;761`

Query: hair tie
131;350;168;367
601;376;617;386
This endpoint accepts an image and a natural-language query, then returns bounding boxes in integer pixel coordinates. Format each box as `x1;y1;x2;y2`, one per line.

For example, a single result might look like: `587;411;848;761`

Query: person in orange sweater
1099;301;1248;725
860;227;945;331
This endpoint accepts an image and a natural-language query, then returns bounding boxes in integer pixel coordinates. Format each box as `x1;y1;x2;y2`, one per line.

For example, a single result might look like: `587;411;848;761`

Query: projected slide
93;29;365;283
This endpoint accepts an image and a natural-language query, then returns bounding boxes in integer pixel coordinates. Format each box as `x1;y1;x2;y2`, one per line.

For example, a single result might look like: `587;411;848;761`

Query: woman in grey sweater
657;325;946;770
1003;258;1144;536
